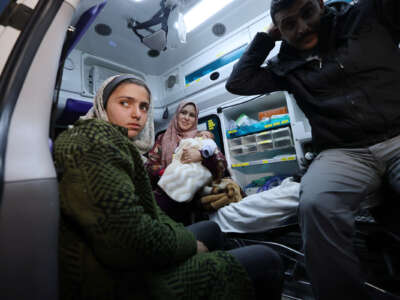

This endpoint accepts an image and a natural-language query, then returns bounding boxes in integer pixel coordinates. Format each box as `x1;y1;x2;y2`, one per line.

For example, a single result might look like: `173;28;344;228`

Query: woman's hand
266;23;281;41
181;148;202;164
196;240;209;253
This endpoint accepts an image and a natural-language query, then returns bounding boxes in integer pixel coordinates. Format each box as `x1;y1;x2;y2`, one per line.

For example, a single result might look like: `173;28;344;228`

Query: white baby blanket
158;138;212;202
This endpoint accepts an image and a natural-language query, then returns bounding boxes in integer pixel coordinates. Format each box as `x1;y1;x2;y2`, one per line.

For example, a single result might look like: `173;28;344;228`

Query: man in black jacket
226;0;400;299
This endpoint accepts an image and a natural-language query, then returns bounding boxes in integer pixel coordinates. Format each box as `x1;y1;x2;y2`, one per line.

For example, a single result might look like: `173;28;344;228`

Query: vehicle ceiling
72;0;268;75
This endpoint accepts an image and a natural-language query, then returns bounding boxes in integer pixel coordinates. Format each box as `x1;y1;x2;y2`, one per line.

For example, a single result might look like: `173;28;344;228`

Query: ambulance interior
56;0;306;196
1;0;399;299
53;0;400;298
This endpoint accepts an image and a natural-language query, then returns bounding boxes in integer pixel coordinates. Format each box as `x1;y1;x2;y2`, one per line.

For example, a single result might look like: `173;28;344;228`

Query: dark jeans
187;221;283;300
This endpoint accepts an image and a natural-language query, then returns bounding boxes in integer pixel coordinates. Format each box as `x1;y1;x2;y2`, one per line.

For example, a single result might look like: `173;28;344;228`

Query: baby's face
197;131;213;139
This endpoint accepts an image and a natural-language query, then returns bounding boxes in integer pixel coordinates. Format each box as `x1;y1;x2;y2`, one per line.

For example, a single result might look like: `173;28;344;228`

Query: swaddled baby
158;131;217;202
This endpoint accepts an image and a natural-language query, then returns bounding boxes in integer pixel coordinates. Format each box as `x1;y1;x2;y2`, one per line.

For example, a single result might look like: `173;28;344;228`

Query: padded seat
57;98;92;126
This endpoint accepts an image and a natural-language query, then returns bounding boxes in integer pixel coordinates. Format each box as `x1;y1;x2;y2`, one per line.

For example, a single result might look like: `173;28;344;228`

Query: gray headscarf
82;74;155;156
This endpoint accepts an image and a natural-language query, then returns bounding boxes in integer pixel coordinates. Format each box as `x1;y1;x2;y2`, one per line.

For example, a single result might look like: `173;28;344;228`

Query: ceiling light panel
184;0;234;32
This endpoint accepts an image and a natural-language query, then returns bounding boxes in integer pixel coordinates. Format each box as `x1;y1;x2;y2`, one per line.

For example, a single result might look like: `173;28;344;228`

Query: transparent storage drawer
243;143;258;154
273;136;293;149
257;140;274;151
272;127;291;139
229;137;242;147
256;131;272;142
242;134;257;144
230;145;245;156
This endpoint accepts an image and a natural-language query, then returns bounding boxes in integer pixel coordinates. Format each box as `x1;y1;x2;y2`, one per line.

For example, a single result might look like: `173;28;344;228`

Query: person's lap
299;134;400;299
187;220;283;300
186;220;225;250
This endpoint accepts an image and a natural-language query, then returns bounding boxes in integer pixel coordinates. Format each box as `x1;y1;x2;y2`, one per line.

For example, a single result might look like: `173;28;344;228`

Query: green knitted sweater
54;119;254;300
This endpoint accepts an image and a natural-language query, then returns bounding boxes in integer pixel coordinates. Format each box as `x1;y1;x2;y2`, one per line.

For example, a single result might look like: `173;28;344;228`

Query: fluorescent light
184;0;234;33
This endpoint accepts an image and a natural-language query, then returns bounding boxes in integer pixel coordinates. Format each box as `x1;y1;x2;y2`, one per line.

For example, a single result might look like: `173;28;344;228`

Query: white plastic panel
248;12;269;40
17;0;39;9
5;2;74;181
58;49;153;121
81;52;146;97
248;11;281;63
145;74;164;109
64;0;80;9
58;49;92;120
162;67;183;100
60;49;82;94
285;91;312;143
181;28;250;102
0;27;20;75
284;91;312;166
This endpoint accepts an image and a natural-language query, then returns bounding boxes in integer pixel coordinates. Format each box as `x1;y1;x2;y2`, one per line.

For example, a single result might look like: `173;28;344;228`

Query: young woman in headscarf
146;101;227;223
54;74;284;300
